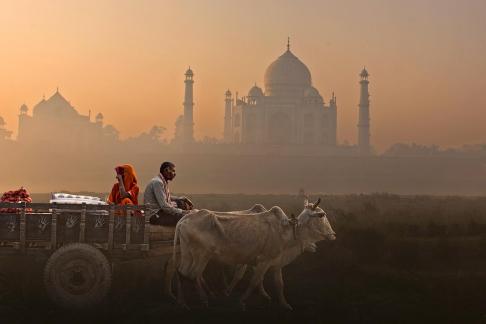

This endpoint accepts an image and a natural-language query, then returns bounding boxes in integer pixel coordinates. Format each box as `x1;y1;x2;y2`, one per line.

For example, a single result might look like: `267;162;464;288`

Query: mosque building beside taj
17;89;116;151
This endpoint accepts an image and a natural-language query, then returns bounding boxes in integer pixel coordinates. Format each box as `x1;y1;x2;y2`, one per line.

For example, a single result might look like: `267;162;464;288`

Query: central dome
264;49;312;97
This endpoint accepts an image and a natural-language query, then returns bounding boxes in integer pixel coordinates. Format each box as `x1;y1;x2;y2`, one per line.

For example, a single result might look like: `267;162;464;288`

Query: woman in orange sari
108;164;139;206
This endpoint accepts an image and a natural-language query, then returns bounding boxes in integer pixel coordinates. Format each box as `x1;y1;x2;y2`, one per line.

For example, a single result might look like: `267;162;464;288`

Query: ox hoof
165;292;177;301
261;293;271;302
280;303;293;311
238;302;247;311
177;302;190;310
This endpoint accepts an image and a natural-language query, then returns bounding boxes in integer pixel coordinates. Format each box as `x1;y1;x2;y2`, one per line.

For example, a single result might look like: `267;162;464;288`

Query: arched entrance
268;112;291;144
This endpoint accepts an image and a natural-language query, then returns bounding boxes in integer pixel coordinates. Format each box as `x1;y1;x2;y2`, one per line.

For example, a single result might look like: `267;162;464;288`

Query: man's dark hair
160;161;175;174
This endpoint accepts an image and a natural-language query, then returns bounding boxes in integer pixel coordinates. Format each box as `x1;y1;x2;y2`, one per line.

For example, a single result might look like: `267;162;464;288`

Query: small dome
95;113;104;121
225;89;232;97
185;67;194;76
304;87;323;104
20;104;28;113
248;85;264;97
304;86;321;97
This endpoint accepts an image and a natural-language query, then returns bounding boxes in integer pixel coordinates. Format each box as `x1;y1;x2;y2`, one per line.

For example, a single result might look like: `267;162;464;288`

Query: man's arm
117;175;131;199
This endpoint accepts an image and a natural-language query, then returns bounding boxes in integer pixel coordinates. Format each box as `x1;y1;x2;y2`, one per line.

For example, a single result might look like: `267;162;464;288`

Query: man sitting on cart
144;161;194;226
108;164;140;206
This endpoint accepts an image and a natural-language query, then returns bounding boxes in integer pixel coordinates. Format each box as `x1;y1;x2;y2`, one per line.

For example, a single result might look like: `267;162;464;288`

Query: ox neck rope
289;218;304;253
289;214;298;240
288;218;306;253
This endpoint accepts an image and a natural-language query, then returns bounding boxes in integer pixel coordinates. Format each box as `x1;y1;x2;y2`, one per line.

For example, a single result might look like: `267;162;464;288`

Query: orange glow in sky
0;0;485;150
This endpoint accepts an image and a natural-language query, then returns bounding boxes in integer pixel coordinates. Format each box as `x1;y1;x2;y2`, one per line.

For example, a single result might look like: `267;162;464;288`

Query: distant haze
0;0;485;150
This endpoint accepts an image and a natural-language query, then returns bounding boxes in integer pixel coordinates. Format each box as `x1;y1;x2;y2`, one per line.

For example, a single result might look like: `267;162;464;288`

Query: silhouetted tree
172;115;184;144
0;116;12;140
201;136;220;144
126;125;167;145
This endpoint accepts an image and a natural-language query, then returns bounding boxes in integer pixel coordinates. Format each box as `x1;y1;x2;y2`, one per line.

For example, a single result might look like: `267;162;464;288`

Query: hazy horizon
1;0;485;150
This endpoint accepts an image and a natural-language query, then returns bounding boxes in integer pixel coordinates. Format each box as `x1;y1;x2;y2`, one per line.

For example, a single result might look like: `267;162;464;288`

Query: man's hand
116;175;130;199
116;174;124;183
180;196;194;210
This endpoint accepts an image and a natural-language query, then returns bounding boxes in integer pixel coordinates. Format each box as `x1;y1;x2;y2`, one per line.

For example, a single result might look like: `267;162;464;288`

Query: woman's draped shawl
108;164;139;205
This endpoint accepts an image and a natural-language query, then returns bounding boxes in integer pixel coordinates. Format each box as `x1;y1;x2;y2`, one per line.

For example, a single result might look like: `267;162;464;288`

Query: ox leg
272;267;292;310
200;276;216;298
192;254;211;307
195;276;209;308
258;280;271;302
163;257;176;300
225;264;247;296
175;270;190;310
239;263;270;310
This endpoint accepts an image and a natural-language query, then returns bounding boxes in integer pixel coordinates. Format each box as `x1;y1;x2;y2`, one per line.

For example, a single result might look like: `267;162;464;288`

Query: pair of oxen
164;198;336;310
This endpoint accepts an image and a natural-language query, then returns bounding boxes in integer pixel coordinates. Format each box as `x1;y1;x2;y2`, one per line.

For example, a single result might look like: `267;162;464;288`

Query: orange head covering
108;164;139;205
118;164;138;190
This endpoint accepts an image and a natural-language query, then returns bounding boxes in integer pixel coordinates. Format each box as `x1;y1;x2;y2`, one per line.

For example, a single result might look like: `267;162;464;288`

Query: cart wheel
0;271;13;302
43;243;112;309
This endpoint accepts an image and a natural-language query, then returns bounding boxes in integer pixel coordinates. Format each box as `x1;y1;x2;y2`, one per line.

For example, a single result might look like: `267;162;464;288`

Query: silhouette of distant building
17;89;116;150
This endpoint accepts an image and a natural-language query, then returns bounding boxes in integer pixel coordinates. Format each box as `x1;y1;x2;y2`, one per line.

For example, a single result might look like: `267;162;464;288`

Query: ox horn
312;198;321;210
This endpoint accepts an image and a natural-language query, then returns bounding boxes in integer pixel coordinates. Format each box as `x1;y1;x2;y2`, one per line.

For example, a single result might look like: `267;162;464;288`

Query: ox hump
269;206;291;225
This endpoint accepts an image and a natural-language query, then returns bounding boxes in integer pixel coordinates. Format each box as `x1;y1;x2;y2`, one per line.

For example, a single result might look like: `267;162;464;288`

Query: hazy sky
0;0;485;150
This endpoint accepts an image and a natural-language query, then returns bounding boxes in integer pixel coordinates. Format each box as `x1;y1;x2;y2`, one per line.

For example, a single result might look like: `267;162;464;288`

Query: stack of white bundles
50;193;107;206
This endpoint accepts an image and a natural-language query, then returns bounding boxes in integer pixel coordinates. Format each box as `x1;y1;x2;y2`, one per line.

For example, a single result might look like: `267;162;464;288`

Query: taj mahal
227;42;337;146
180;40;372;154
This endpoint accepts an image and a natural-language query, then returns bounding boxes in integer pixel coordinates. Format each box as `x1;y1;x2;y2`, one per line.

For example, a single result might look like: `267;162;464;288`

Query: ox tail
173;221;182;270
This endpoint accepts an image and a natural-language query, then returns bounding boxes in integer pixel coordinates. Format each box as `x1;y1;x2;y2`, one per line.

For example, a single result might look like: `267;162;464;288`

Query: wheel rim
54;257;101;296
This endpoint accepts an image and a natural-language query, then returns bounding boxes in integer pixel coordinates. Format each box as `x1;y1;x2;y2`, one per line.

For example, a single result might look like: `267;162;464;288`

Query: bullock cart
0;202;176;309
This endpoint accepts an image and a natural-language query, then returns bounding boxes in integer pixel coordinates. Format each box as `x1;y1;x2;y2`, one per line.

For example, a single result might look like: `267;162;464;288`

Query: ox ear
312;198;321;210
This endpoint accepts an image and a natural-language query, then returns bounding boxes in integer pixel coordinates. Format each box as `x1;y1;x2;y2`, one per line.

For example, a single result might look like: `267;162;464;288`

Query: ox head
296;197;336;242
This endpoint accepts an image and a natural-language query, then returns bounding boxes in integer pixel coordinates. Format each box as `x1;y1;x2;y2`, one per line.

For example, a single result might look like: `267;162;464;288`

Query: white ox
163;204;269;298
173;198;336;310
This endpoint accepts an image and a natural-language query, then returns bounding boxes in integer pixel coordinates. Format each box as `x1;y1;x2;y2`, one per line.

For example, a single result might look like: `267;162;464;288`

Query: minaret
17;104;29;142
329;92;337;146
183;67;194;143
224;89;232;143
358;67;371;154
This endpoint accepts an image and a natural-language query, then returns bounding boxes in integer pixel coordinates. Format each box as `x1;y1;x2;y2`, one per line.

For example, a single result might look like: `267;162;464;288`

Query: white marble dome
264;49;312;97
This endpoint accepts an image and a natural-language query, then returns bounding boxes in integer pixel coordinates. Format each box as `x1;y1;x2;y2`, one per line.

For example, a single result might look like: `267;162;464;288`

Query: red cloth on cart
0;187;33;213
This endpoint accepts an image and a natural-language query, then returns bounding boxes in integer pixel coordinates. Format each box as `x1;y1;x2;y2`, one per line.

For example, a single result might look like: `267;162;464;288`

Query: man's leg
150;211;184;226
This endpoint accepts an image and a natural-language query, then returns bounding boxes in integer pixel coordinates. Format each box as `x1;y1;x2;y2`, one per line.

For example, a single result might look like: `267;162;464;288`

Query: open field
2;193;486;323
